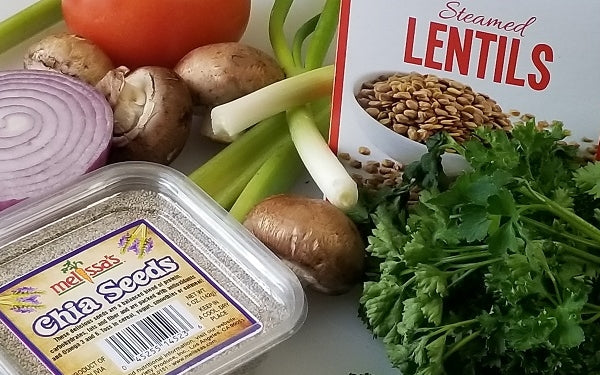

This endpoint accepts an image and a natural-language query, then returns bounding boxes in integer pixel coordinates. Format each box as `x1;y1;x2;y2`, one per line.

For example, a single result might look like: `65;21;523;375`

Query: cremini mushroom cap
24;33;114;85
243;194;365;295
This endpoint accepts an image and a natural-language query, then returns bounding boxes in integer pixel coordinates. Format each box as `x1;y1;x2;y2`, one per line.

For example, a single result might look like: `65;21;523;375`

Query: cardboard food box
330;0;600;181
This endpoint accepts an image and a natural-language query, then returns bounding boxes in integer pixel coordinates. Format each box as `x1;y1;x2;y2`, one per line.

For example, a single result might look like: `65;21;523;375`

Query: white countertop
0;1;397;375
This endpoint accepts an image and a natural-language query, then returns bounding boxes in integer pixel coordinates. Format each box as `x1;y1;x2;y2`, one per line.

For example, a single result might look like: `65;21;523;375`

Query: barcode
99;303;201;370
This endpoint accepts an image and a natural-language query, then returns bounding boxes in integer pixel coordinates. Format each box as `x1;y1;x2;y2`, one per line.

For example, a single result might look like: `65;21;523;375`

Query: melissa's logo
50;255;122;295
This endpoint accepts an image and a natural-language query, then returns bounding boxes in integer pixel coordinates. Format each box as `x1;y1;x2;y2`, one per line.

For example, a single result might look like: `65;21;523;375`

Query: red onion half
0;69;113;211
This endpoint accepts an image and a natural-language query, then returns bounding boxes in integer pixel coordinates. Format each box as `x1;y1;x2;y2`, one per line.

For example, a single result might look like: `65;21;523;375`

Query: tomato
61;0;251;68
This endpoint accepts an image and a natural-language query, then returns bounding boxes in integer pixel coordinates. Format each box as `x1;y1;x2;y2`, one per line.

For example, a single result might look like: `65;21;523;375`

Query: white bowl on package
351;72;470;176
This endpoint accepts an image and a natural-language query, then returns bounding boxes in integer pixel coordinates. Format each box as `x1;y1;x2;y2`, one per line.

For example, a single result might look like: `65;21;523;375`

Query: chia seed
0;163;305;375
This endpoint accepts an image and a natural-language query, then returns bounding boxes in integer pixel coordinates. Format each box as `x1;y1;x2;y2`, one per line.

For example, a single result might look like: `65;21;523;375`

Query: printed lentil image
355;72;512;143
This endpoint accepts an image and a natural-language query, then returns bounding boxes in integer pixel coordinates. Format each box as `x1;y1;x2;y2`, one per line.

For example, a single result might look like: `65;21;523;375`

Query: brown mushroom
24;33;114;86
96;66;193;165
174;42;284;142
243;194;365;295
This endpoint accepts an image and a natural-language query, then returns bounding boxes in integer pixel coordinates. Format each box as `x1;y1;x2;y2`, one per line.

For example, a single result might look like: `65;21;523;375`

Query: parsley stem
585;303;600;311
582;312;600;325
520;216;600;250
520;184;600;243
402;275;417;289
447;268;478;290
555;242;600;265
443;245;489;253
447;258;503;271
420;319;478;338
443;331;481;361
434;251;490;266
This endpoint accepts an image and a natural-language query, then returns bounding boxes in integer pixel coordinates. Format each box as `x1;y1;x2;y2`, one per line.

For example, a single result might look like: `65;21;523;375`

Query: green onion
270;0;357;210
287;105;357;210
189;0;350;220
211;65;334;139
0;0;62;54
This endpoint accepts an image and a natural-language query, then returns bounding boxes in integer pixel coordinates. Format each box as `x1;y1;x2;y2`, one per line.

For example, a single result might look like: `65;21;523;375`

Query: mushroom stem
95;66;192;165
96;67;148;146
112;81;147;136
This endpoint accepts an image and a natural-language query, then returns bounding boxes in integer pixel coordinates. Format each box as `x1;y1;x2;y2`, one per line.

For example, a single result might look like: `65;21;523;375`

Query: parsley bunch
357;120;600;375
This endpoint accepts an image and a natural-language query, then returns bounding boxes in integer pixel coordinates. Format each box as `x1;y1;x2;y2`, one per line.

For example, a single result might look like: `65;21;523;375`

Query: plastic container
0;162;306;375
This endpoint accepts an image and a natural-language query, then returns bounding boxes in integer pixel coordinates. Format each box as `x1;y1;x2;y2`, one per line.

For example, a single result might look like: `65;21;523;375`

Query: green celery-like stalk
0;0;62;54
269;0;303;76
212;133;292;209
188;113;288;208
229;97;332;221
229;137;302;221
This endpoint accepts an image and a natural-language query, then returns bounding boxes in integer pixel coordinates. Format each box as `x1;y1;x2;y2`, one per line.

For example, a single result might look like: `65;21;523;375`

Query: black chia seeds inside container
0;162;306;375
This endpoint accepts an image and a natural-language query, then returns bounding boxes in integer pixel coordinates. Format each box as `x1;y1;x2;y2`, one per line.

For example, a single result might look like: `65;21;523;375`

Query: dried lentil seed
381;159;395;168
407;127;419;140
393;123;409;134
365;107;380;117
338;152;351;160
351;173;364;184
358;146;371;155
406;99;419;110
363;161;380;174
349;159;362;169
434;108;449;116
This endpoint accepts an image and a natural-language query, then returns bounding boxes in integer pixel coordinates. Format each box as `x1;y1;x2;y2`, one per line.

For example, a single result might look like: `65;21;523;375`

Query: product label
0;219;262;375
330;0;600;167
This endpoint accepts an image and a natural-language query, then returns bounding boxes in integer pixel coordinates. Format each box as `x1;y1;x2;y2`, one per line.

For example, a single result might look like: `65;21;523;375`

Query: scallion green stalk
269;0;302;76
229;137;303;221
269;0;357;210
292;14;321;67
304;0;340;70
0;0;62;54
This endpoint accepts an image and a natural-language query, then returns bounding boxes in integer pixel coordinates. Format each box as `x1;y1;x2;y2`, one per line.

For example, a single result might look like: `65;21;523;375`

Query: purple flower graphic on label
143;238;154;255
118;223;154;258
118;233;131;248
13;286;38;294
0;286;44;314
17;295;42;305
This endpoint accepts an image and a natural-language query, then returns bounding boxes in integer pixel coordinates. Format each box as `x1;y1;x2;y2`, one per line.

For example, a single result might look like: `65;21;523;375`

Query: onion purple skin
0;145;111;212
0;69;113;212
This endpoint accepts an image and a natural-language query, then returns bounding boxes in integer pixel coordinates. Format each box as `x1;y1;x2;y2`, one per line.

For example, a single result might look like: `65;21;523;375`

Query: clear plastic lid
0;162;306;375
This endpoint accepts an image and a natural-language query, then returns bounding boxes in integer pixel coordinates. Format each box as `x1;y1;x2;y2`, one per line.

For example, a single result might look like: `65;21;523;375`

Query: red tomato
61;0;251;68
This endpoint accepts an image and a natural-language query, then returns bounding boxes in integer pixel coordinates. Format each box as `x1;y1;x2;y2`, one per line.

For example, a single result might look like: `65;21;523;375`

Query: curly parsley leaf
574;162;600;199
357;121;600;375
